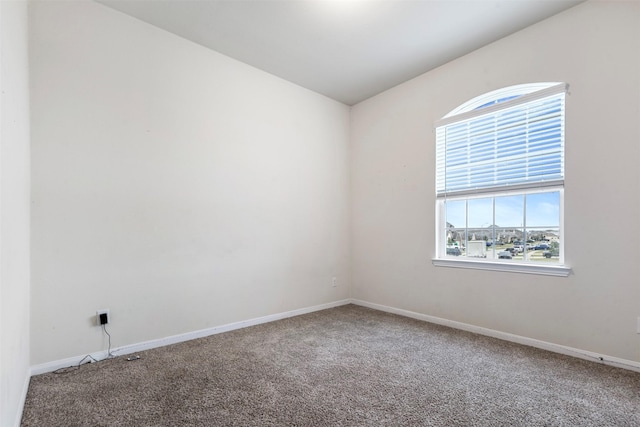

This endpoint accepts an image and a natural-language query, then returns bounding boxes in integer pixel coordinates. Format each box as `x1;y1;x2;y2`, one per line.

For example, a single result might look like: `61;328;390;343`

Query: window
433;83;570;276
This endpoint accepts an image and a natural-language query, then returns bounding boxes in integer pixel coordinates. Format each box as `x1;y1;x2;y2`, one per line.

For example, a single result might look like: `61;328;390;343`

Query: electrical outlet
332;277;337;287
96;309;110;326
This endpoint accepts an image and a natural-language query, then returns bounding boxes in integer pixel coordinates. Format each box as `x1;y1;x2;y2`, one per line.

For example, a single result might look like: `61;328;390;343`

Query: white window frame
433;83;571;277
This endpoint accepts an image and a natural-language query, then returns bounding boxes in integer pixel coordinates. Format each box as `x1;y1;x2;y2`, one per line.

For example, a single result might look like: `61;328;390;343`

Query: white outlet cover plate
96;309;110;325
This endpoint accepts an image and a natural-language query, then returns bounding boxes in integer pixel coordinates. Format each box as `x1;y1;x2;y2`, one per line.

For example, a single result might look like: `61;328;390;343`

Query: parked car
498;251;512;259
543;248;559;258
446;247;461;256
535;244;550;250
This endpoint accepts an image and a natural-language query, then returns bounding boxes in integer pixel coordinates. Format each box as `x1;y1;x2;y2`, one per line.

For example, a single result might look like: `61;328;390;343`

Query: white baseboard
30;351;109;376
14;371;31;427
351;299;640;373
31;299;352;376
31;297;640;376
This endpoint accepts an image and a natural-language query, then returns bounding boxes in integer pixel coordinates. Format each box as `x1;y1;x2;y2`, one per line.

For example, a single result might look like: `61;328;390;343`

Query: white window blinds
436;83;567;197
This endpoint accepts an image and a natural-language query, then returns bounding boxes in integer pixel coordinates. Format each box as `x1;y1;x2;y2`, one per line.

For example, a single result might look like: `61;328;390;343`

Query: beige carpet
22;304;640;426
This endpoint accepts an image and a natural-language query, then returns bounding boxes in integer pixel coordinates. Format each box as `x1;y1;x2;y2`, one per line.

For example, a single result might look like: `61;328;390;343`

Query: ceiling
97;0;583;106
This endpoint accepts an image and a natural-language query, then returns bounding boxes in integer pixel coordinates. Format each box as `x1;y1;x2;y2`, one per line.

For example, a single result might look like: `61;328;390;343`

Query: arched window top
443;82;563;119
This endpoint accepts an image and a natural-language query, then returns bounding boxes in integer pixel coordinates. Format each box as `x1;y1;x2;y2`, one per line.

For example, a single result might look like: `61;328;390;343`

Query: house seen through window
434;83;568;273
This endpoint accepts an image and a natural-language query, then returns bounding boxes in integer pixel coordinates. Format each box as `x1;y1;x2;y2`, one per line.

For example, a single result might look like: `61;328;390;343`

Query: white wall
1;0;31;425
30;0;350;365
351;1;640;362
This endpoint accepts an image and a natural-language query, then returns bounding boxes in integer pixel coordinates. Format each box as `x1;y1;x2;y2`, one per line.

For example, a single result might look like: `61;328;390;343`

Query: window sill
432;258;571;277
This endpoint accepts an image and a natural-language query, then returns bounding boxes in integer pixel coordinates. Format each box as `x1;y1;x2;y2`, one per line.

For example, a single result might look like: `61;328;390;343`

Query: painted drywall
350;1;640;362
30;0;350;365
0;0;31;425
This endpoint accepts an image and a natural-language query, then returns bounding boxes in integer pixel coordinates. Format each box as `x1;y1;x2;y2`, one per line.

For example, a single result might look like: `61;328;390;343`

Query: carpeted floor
22;304;640;426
